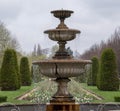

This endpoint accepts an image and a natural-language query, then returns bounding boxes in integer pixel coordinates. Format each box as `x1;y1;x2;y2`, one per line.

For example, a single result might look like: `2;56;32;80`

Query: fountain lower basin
33;59;91;78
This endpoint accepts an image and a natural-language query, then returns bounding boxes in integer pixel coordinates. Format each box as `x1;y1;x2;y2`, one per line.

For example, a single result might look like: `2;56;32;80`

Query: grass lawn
81;83;120;103
0;81;119;104
0;85;33;105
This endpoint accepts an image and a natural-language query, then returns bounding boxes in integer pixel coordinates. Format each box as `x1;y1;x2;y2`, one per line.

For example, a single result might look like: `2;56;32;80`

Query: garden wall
0;103;120;111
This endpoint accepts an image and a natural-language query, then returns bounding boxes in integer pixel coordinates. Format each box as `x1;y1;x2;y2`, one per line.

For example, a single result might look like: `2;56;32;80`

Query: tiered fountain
33;9;91;111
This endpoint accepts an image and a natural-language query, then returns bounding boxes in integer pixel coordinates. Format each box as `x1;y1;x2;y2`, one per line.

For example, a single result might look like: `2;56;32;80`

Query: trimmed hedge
20;57;31;86
12;50;21;89
114;96;120;102
0;49;18;91
87;65;92;86
97;48;119;91
0;96;7;103
87;56;99;86
91;56;99;86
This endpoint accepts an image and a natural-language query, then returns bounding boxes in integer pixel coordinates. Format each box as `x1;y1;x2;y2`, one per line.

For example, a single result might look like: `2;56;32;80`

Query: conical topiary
0;49;18;90
97;48;119;91
20;57;31;86
91;56;99;86
12;49;21;89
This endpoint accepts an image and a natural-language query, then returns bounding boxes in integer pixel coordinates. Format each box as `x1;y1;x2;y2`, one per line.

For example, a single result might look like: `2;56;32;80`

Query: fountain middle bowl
33;59;91;78
44;29;80;42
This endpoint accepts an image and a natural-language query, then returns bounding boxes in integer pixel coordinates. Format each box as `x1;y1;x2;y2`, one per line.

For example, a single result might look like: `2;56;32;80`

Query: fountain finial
51;9;73;29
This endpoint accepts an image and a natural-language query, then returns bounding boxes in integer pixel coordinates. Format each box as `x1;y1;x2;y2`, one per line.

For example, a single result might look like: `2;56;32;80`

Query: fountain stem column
51;78;74;103
42;9;82;111
56;18;68;29
53;41;71;59
58;41;66;52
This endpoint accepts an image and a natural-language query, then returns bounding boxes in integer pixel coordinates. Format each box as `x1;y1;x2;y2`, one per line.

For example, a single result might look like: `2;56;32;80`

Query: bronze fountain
33;9;91;111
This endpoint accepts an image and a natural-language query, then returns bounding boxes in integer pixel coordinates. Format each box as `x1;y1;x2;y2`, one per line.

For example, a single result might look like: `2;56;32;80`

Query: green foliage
0;85;33;104
12;50;21;89
0;49;19;90
0;96;7;103
0;21;20;67
91;56;99;86
49;44;59;58
86;64;93;86
97;48;119;91
87;57;99;86
20;57;31;86
32;65;43;83
114;96;120;102
81;83;120;103
74;73;86;83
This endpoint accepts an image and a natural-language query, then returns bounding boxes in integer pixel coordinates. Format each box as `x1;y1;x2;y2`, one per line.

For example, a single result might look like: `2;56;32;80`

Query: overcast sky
0;0;120;54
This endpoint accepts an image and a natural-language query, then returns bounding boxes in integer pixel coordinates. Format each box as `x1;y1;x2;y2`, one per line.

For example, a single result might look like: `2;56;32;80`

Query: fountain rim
44;29;81;34
51;9;74;14
32;59;92;64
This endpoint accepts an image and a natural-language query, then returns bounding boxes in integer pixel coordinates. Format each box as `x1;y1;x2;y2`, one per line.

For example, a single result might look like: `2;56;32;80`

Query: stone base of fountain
46;78;80;111
50;78;74;103
46;103;80;111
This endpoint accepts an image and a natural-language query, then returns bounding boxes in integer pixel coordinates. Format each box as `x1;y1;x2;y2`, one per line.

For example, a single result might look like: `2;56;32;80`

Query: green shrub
92;56;99;86
114;96;120;102
0;96;7;103
87;57;99;86
12;50;21;89
87;64;93;86
97;48;119;91
20;57;31;86
0;49;18;91
74;73;87;83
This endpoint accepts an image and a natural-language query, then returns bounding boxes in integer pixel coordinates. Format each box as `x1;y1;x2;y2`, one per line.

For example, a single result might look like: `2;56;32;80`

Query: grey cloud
0;0;22;22
1;0;120;53
82;0;120;18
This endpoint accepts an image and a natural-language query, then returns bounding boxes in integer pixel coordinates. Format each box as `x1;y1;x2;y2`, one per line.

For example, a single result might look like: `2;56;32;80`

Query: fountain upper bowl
51;10;74;19
33;59;91;78
44;29;80;42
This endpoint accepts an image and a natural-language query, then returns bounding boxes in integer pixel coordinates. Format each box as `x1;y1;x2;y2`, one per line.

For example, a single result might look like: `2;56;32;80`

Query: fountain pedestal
47;78;79;111
50;78;74;103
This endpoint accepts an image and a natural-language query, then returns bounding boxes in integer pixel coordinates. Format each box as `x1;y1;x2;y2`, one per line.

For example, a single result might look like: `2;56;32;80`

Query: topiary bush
114;96;120;102
97;48;119;91
12;50;21;89
0;49;18;91
0;96;7;103
91;56;99;86
20;57;31;86
87;64;93;86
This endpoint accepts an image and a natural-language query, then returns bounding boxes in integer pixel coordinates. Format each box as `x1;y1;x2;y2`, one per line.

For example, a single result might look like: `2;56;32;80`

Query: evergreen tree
37;44;42;56
12;49;21;89
0;49;18;90
87;64;93;86
97;48;119;91
91;56;99;86
32;44;37;56
20;57;31;86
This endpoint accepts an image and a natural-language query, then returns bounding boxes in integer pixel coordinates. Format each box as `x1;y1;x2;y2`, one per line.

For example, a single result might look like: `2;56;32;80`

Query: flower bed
26;79;94;103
